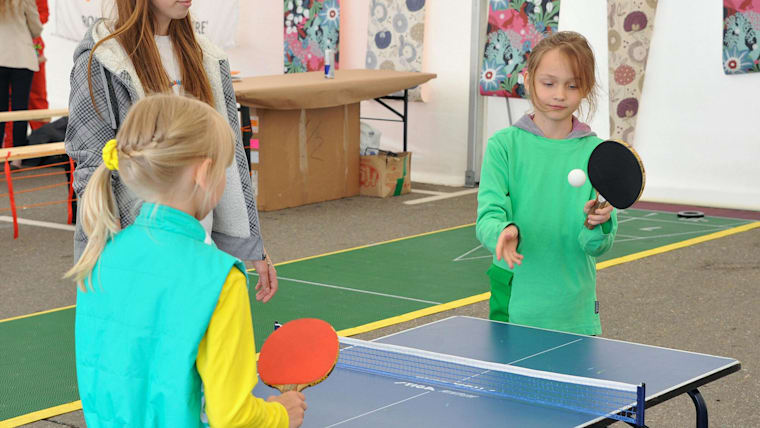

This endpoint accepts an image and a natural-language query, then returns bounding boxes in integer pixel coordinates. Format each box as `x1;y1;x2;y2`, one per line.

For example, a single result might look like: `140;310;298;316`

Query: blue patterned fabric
365;0;427;101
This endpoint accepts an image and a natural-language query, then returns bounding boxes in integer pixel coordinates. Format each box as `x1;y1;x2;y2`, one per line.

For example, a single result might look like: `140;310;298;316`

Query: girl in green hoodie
476;32;616;336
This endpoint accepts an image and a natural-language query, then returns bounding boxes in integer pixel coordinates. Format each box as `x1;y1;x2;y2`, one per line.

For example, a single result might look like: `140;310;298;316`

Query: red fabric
28;44;48;130
36;0;49;23
29;1;48;129
3;154;19;239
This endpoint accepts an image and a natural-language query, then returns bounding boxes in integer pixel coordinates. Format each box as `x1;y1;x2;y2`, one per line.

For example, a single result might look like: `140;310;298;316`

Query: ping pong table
253;316;740;427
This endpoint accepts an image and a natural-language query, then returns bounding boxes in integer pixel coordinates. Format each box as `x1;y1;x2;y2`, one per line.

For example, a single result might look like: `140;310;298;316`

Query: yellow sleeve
197;267;289;428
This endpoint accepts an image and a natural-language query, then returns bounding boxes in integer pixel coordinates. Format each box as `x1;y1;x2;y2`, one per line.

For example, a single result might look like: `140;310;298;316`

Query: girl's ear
193;158;213;190
523;72;530;94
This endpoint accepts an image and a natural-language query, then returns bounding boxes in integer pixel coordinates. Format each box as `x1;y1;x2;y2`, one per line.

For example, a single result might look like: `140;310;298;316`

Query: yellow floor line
0;305;75;324
0;401;81;427
336;292;491;337
597;221;760;270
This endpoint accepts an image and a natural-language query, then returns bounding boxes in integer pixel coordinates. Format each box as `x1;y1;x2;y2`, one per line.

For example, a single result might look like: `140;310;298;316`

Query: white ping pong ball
568;169;586;187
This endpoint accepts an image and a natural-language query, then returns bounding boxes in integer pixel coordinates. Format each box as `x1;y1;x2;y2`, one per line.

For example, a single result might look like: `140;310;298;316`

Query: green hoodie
476;115;617;335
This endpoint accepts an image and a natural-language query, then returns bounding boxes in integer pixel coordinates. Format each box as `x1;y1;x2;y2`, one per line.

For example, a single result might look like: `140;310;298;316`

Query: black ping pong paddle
584;140;645;230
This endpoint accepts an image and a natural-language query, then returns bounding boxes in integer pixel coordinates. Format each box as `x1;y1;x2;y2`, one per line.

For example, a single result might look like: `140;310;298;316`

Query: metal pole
465;0;488;187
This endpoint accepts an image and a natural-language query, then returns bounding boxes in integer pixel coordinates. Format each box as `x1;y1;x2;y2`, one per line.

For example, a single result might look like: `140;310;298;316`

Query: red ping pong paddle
257;318;339;393
584;140;646;230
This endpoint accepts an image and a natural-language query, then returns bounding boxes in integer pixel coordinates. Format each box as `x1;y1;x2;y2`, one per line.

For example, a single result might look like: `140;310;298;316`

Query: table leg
402;89;408;152
239;105;252;168
688;389;708;428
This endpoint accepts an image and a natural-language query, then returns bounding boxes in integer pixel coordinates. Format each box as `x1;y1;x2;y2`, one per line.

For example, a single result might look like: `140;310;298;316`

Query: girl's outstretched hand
252;256;278;303
495;224;523;269
584;200;614;227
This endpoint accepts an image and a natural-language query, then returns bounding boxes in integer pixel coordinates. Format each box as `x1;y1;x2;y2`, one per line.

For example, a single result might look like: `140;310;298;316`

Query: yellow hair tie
102;139;119;171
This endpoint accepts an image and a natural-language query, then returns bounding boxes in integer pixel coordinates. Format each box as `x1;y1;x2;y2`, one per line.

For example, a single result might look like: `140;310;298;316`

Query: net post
636;383;646;427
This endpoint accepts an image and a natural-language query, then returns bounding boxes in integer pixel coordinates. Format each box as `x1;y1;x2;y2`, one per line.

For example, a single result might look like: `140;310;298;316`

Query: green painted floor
0;209;753;422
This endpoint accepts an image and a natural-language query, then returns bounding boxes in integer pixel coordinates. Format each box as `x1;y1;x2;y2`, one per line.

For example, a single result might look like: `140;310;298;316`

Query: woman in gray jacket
65;0;278;302
0;0;42;168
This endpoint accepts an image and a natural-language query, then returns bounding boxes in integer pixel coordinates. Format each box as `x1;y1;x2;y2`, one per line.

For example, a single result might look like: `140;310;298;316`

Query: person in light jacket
0;0;43;168
65;0;278;300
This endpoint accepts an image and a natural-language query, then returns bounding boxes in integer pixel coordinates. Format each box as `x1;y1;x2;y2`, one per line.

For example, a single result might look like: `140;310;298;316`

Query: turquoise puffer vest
75;203;247;427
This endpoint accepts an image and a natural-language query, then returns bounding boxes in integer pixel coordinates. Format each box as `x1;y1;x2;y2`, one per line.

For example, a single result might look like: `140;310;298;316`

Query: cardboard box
359;151;412;198
253;103;360;211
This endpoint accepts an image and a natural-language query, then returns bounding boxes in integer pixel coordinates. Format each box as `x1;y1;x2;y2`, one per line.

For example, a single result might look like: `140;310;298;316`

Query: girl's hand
584;200;613;227
268;391;307;428
252;254;278;303
495;225;523;269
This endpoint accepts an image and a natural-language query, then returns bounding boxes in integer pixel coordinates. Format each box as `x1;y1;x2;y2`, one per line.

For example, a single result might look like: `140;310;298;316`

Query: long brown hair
525;31;598;120
87;0;214;109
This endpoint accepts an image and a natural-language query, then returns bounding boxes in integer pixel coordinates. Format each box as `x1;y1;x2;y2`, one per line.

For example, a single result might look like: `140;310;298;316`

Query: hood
513;113;596;139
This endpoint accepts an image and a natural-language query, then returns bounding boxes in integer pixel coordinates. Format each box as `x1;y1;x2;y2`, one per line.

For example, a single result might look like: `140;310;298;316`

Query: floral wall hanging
284;0;341;73
723;0;760;74
479;0;561;98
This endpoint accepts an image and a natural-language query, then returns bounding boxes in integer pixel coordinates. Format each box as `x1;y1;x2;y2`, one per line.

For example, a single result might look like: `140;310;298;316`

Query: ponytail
65;95;234;290
64;164;121;290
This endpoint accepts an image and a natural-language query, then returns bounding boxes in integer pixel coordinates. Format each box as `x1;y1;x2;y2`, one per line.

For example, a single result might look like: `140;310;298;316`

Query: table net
337;337;645;426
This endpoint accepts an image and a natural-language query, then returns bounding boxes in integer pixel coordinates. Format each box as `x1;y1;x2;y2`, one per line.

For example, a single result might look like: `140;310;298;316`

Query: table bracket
688;389;708;428
360;89;410;152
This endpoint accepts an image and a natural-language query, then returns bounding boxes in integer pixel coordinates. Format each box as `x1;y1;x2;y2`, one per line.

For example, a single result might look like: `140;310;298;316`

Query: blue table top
253;316;740;427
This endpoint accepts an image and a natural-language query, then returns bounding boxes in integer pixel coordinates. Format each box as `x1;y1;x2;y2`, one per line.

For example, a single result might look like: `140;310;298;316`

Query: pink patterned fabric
479;0;560;98
284;0;340;73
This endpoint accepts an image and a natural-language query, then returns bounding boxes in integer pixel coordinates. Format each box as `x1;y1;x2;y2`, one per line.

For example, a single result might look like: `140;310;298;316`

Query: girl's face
149;0;191;27
530;49;584;125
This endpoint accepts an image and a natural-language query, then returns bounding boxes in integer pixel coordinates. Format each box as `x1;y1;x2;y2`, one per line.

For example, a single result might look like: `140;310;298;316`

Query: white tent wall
341;0;474;186
42;1;760;210
632;2;760;210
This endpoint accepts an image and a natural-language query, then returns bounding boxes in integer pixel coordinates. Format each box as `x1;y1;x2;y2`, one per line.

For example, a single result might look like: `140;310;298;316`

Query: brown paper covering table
233;69;436;211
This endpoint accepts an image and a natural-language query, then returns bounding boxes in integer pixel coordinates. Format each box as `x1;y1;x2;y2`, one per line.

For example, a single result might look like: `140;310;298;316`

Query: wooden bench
0;108;69;123
0;142;65;161
1;109;72;238
0;108;68;159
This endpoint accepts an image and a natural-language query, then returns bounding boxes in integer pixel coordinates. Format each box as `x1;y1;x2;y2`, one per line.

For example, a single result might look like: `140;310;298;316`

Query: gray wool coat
65;20;264;262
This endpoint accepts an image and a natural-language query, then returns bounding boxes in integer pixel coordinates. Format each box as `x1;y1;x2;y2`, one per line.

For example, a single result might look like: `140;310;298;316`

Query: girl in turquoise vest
66;95;306;427
476;32;617;336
